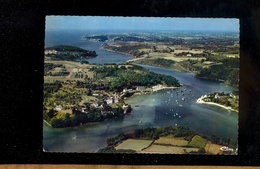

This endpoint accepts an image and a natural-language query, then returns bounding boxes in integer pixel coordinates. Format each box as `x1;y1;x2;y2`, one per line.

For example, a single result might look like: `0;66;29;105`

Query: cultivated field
154;136;188;147
187;135;208;148
204;141;223;154
174;49;204;54
44;60;94;83
139;145;199;154
115;139;153;151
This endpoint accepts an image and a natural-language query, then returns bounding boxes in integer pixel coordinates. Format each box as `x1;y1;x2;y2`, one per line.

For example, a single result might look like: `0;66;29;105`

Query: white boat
179;104;183;107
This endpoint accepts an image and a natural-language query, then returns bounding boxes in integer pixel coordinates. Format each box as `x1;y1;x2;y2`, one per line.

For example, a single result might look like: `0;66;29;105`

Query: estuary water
43;30;238;152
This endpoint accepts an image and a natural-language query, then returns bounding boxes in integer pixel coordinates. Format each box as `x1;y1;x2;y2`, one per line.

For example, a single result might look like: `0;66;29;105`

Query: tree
47;108;56;119
198;148;206;154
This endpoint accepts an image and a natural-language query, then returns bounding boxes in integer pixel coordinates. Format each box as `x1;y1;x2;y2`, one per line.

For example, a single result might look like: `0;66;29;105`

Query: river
43;30;238;152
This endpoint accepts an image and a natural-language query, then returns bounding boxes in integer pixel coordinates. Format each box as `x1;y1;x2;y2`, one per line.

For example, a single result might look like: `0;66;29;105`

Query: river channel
43;30;238;152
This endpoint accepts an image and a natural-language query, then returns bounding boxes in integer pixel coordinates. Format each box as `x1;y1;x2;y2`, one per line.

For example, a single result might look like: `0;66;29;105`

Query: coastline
100;47;136;58
43;120;52;127
151;86;182;92
196;96;238;113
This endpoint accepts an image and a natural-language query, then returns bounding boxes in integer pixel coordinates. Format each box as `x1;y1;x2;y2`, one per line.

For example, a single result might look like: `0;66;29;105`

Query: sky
46;16;239;32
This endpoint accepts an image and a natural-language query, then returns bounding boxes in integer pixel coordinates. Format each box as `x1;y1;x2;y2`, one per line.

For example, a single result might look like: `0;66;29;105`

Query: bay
43;30;238;152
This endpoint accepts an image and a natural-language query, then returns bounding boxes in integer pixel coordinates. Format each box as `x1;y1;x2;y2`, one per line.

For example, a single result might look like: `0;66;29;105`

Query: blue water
45;30;133;64
43;29;238;152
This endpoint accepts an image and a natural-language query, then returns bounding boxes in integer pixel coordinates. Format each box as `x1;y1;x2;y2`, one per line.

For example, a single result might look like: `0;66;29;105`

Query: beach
151;86;181;92
196;96;238;112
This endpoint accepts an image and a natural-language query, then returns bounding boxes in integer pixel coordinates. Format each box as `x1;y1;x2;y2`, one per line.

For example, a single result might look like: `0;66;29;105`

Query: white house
55;105;62;111
81;107;89;114
44;50;57;55
152;84;163;90
113;93;120;103
215;93;220;99
136;86;146;91
122;104;129;109
106;97;113;104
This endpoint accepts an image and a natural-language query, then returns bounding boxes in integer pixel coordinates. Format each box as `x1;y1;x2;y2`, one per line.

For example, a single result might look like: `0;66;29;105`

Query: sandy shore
43;120;52;127
152;86;181;92
196;96;238;112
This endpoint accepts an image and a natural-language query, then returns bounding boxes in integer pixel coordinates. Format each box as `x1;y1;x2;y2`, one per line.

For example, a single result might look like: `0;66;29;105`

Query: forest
135;58;175;69
89;64;180;92
45;45;97;60
196;58;239;85
43;103;126;128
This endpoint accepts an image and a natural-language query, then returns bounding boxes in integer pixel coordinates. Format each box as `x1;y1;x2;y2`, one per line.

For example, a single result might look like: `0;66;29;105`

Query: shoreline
196;96;238;113
151;86;182;92
100;47;136;58
43;120;52;127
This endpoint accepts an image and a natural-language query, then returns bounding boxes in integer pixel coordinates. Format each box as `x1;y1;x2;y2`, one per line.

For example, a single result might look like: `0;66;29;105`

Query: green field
188;135;208;148
115;139;153;151
140;145;199;154
154;136;188;147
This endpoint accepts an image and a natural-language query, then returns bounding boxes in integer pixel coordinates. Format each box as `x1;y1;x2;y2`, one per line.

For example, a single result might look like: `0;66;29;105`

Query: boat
179;104;183;107
139;120;142;123
182;97;185;101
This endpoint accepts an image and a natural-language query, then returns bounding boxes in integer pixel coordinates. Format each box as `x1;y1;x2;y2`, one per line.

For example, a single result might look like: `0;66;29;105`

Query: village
197;92;239;112
53;84;177;117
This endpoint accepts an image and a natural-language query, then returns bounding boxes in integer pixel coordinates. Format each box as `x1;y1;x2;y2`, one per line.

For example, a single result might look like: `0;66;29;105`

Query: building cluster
44;50;57;55
54;92;130;116
202;92;237;102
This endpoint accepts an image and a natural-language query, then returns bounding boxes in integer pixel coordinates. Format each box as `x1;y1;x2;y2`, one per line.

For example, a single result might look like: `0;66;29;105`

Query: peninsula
196;92;239;112
45;45;97;61
44;58;180;128
98;32;239;86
